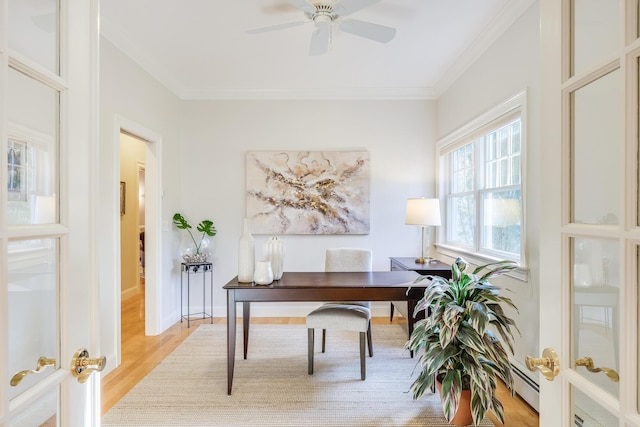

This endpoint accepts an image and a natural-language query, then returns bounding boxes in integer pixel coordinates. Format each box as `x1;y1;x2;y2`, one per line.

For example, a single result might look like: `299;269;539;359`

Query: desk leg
243;302;251;359
407;300;416;358
227;289;236;395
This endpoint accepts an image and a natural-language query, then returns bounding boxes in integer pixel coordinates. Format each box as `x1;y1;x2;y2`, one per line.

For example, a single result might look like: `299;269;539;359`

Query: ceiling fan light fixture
313;12;333;27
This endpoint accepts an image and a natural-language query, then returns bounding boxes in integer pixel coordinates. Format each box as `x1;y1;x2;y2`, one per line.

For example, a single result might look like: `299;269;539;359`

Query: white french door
0;0;101;426
538;0;640;425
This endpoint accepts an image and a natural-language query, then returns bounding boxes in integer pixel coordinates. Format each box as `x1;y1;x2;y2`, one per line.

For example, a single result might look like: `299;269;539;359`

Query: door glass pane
572;237;619;398
7;238;58;401
6;67;59;226
7;388;58;427
637;3;640;41
638;58;640;227
571;0;618;77
571;69;622;225
8;0;59;74
572;386;618;426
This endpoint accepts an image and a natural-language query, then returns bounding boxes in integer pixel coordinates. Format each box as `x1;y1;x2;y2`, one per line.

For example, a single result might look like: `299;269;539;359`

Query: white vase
237;218;255;282
263;237;284;280
254;261;274;285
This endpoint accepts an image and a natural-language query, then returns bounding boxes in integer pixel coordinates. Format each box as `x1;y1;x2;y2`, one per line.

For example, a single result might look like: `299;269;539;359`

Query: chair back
325;248;373;272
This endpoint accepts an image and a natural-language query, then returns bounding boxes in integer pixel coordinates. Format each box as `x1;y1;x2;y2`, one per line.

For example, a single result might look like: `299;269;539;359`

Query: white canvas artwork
246;151;370;234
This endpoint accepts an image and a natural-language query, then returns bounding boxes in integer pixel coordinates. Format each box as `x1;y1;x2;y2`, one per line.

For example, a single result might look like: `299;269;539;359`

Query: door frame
110;115;162;370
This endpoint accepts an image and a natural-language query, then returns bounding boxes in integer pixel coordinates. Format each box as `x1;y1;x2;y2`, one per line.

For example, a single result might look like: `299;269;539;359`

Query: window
438;92;525;265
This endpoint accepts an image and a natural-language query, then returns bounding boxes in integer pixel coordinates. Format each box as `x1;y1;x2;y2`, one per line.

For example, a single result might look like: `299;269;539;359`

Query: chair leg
367;322;373;357
321;329;326;353
308;328;314;374
359;331;366;380
389;302;395;322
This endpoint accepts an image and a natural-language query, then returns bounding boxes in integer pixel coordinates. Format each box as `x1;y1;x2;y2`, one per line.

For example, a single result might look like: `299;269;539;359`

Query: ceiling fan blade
339;18;396;43
247;20;308;34
287;0;317;14
333;0;382;16
309;23;331;56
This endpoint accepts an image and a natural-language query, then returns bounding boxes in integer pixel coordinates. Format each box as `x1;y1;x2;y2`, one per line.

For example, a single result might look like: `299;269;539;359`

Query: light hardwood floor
102;292;539;426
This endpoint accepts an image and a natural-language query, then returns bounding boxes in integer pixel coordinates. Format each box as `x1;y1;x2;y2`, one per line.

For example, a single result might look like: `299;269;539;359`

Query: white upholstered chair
306;248;373;380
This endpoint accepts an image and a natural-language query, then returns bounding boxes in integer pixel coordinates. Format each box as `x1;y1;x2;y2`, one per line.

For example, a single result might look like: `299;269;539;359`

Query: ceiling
100;0;534;100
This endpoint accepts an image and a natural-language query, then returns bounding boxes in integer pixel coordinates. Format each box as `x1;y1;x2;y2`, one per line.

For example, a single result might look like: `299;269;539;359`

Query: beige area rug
102;323;493;427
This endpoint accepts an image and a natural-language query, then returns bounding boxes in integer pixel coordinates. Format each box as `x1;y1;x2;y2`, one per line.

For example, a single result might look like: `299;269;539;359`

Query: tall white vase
237;218;255;282
264;237;284;280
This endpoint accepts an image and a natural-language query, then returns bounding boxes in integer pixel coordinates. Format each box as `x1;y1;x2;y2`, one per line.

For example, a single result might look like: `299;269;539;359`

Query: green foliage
405;257;519;426
172;213;217;254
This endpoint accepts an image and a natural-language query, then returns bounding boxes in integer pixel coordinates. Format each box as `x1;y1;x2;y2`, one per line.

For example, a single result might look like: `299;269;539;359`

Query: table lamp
405;198;441;264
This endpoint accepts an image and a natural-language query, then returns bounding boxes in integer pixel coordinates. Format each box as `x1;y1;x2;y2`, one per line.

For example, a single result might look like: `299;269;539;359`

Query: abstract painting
246;151;370;234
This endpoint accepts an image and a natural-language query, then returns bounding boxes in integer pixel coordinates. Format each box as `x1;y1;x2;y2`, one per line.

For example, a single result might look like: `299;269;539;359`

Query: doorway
113;115;163;360
120;133;145;303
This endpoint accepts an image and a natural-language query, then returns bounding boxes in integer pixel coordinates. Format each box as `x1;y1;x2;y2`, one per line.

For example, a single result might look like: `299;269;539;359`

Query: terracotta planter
435;379;474;426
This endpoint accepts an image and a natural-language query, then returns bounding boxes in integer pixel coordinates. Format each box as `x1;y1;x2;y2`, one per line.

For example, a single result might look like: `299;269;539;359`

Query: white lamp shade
34;195;56;224
483;198;520;226
405;198;441;226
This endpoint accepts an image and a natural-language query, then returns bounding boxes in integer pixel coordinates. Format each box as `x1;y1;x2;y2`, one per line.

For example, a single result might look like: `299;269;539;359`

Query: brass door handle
71;348;106;384
575;357;619;382
10;357;56;386
525;348;560;381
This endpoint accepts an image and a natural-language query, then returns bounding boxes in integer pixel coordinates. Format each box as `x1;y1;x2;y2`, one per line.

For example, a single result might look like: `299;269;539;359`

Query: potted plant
172;213;217;263
406;257;519;426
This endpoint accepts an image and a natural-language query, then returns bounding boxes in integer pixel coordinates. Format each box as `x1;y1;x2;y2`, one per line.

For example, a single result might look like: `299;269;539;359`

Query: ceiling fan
247;0;396;56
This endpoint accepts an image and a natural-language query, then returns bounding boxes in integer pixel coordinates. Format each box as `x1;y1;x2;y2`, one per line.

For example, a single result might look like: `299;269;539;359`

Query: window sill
435;243;528;282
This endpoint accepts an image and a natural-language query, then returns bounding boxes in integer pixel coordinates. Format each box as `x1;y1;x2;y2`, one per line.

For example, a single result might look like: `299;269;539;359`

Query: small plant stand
180;261;213;327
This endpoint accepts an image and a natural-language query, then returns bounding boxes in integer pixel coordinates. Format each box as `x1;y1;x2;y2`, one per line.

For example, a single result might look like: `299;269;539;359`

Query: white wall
435;3;541;408
180;99;438;317
99;37;183;373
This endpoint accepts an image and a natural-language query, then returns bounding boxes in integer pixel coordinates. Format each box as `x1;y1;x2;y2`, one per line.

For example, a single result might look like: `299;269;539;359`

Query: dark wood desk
223;270;420;395
388;257;452;323
389;257;452;276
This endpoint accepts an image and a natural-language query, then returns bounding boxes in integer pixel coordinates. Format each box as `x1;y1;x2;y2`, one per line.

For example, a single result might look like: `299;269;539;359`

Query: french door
538;0;640;425
0;0;101;426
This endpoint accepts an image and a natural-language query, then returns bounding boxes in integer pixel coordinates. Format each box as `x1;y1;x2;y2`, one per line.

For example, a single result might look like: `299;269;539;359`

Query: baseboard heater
512;362;539;392
511;362;539;412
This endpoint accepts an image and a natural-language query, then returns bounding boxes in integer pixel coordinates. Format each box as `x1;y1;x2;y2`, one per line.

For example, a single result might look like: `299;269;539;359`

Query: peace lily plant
406;257;519;426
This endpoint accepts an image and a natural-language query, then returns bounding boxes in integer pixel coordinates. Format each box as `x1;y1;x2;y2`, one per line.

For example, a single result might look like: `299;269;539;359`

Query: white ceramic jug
254;261;274;285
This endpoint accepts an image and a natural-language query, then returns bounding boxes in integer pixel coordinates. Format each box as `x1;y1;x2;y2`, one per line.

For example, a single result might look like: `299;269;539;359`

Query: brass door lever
575;357;619;382
71;348;106;384
525;348;560;381
10;357;56;386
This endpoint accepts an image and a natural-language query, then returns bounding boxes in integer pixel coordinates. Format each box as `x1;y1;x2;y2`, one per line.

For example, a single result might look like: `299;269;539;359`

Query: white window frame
436;91;527;279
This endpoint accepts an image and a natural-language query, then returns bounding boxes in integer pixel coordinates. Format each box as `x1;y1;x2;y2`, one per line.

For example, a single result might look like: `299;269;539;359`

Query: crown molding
179;86;437;100
101;30;185;97
433;0;537;98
